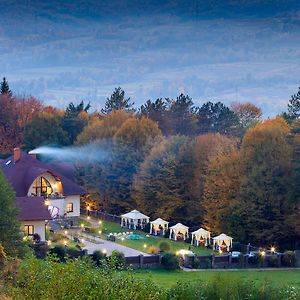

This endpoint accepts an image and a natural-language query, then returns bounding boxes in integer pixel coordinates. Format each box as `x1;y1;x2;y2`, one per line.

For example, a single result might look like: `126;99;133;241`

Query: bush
92;250;107;267
143;222;151;233
30;243;49;259
33;234;41;244
49;245;67;262
282;251;296;267
161;253;179;270
185;236;192;244
51;233;64;242
0;243;6;268
164;229;170;238
106;250;125;270
158;241;170;252
268;256;279;268
148;246;159;254
67;246;83;259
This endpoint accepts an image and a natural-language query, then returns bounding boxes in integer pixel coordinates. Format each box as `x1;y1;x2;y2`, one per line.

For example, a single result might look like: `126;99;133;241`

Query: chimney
13;147;21;163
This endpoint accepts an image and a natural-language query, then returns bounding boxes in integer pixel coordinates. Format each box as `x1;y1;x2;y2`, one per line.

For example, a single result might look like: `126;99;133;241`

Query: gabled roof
0;151;86;197
169;223;189;230
191;228;210;236
150;218;169;225
121;209;149;220
213;233;233;241
16;197;51;221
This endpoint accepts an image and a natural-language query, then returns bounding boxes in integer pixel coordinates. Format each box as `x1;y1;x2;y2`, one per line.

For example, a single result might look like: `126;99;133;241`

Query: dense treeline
1;78;300;249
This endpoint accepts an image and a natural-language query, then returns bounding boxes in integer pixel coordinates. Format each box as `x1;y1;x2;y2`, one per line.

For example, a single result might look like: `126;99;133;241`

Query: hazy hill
0;0;299;115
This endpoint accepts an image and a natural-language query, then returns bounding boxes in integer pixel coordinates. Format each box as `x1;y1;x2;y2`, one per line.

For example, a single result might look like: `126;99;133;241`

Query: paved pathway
79;233;150;256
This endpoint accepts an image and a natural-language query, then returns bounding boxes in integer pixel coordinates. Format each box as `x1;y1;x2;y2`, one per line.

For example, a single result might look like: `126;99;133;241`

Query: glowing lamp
261;251;266;257
271;247;275;253
64;230;68;235
80;224;84;228
102;249;107;254
98;220;102;225
143;244;147;248
87;216;91;220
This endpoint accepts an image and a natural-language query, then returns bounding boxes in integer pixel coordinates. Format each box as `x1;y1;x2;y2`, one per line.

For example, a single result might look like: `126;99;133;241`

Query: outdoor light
23;236;27;241
98;230;102;234
121;237;125;241
102;249;107;254
80;223;84;228
87;205;90;211
64;240;67;246
47;240;52;246
98;220;102;225
143;244;147;248
64;230;68;235
261;251;266;257
271;247;275;253
87;216;91;220
219;249;223;254
81;239;85;243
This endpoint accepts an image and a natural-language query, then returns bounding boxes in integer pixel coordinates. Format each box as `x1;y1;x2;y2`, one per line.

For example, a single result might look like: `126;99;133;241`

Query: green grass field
133;269;300;289
82;218;212;255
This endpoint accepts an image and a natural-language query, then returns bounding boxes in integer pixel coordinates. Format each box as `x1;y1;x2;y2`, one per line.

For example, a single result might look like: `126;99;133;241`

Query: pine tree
288;86;300;119
0;77;12;95
101;87;134;114
0;170;24;256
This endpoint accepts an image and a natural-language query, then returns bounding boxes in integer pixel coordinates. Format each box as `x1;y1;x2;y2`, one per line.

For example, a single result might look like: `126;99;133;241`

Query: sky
0;0;300;116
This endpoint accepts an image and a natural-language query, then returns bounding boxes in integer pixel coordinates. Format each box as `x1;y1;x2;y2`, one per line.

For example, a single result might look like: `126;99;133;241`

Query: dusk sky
1;0;300;116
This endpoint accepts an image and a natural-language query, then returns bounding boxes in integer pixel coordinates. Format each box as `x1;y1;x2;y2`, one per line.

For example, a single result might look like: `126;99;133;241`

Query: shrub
163;229;170;238
106;250;125;270
148;246;159;254
0;243;6;268
161;253;179;270
51;233;64;242
143;222;151;233
49;245;67;262
158;241;170;252
185;236;192;244
33;233;41;244
282;251;296;267
268;256;279;268
30;243;49;259
67;246;82;259
92;250;107;267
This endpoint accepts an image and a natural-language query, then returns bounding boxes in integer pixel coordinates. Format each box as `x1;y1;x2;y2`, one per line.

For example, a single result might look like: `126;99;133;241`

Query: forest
0;78;300;250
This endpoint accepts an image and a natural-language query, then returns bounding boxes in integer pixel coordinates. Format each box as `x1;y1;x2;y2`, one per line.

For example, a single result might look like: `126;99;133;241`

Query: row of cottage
121;210;233;252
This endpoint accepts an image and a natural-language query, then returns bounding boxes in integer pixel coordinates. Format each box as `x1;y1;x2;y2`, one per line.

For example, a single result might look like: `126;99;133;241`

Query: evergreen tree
0;77;12;96
101;87;134;114
288;86;300;119
62;101;90;144
167;94;197;135
197;101;239;136
0;170;24;256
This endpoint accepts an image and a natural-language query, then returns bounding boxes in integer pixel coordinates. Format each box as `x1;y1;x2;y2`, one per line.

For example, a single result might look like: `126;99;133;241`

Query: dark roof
0;151;86;197
16;197;51;221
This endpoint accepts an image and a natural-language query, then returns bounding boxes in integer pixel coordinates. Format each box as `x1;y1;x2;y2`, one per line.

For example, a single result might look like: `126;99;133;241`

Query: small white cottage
213;233;233;252
169;223;189;241
150;218;169;235
191;228;211;246
120;210;150;230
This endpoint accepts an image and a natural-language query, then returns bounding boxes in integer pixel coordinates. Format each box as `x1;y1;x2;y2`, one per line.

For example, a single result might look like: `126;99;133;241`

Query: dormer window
31;176;53;197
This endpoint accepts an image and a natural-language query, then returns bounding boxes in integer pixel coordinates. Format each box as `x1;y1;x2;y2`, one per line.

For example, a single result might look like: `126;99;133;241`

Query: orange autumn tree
203;117;298;247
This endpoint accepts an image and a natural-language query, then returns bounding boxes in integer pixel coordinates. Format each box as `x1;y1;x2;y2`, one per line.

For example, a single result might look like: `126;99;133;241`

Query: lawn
83;218;212;255
133;269;300;289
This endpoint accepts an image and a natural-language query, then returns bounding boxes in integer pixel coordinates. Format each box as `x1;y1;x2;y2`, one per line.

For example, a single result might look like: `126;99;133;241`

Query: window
31;176;53;197
24;225;34;236
67;202;73;213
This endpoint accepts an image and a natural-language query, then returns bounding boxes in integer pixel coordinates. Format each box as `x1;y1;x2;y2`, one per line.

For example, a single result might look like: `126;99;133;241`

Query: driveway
69;232;150;256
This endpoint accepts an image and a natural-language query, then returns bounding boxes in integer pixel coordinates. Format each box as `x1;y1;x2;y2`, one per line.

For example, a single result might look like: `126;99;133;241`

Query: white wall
46;198;65;217
65;195;81;217
20;220;46;241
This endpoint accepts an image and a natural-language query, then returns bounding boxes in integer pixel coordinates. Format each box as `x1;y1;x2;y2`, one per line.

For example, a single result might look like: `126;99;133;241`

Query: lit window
24;225;34;236
31;176;53;197
67;203;73;213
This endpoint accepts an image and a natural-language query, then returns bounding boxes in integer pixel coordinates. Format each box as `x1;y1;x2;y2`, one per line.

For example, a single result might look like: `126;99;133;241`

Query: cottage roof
213;233;233;241
121;210;149;220
169;223;189;230
150;218;169;225
191;228;210;236
0;151;86;197
16;197;51;221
